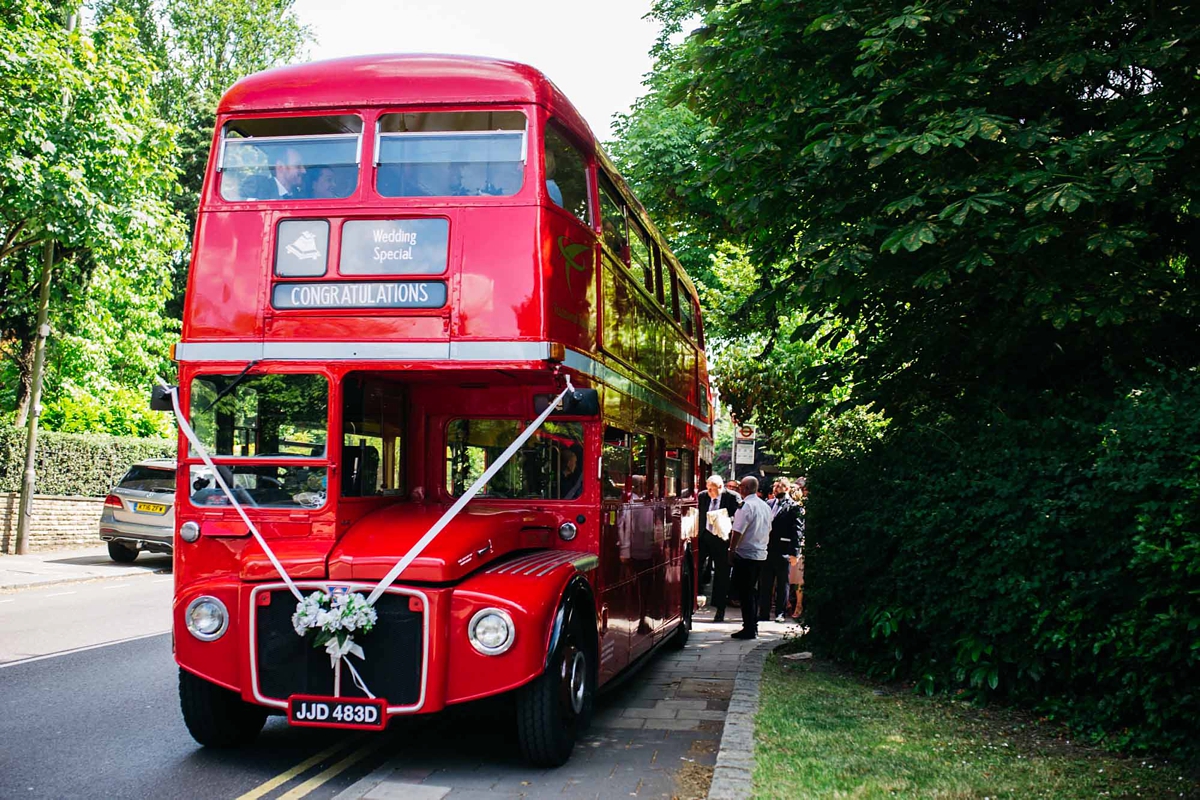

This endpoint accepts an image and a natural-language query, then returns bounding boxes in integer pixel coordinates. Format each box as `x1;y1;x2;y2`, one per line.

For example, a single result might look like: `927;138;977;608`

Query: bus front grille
254;590;424;708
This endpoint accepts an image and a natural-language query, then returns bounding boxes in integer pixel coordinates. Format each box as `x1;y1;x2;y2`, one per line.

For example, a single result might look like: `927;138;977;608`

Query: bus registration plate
288;695;386;730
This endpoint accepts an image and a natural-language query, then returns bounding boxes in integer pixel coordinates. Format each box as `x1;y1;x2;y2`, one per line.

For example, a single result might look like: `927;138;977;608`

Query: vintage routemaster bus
166;54;712;766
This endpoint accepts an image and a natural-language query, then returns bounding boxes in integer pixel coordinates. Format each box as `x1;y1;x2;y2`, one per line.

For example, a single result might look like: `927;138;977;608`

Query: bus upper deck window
376;111;527;198
218;115;362;202
544;122;590;224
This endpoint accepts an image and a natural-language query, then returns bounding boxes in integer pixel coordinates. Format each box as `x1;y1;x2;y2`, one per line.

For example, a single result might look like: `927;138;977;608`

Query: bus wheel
669;558;693;650
179;668;266;748
516;611;594;766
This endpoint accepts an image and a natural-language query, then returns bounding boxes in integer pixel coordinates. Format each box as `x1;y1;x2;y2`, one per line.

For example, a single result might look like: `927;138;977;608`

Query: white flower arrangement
291;590;378;662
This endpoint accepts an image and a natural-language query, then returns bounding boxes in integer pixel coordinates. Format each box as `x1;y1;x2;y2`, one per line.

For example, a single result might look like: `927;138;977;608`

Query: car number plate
134;502;168;514
288;695;386;730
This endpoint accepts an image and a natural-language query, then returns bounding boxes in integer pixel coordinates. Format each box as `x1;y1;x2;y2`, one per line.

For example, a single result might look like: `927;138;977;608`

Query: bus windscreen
219;115;362;201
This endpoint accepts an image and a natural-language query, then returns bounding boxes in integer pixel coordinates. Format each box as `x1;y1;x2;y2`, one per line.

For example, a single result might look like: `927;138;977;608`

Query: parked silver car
99;458;176;562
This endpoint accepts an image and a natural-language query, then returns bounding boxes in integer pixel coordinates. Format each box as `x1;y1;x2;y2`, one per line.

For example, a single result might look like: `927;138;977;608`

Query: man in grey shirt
728;476;771;639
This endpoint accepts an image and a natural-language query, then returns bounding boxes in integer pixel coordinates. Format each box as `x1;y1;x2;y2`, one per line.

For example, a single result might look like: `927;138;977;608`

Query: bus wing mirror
563;389;600;416
534;388;600;417
150;384;177;412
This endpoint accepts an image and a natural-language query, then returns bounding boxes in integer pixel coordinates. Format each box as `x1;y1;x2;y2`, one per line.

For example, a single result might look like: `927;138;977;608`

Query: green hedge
0;426;175;497
804;371;1200;762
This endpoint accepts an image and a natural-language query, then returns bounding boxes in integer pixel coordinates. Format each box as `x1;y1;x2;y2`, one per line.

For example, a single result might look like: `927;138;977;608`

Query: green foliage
647;0;1199;421
804;370;1200;760
0;424;173;496
41;382;173;438
625;0;1200;760
0;3;185;429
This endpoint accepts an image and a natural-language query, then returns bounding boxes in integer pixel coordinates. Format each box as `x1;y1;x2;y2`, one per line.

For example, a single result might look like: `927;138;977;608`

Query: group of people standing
697;474;806;640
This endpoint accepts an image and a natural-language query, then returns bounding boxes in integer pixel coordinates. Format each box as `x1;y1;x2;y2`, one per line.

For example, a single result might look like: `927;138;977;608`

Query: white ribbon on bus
166;375;575;699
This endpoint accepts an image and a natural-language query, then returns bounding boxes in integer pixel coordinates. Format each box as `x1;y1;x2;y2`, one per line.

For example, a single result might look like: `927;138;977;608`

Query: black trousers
731;555;762;634
698;530;731;612
758;555;790;619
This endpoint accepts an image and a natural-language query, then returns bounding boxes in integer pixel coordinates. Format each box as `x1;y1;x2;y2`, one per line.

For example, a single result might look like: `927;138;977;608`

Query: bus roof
218;54;593;137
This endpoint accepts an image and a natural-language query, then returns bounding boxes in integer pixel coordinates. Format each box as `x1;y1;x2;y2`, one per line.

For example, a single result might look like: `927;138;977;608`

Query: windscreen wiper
197;360;260;415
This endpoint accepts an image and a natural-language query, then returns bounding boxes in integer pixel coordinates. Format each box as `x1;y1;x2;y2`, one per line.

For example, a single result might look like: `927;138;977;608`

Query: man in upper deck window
727;475;771;639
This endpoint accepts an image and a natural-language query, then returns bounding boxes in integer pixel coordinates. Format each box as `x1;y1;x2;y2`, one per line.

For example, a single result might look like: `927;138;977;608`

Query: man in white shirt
727;475;771;639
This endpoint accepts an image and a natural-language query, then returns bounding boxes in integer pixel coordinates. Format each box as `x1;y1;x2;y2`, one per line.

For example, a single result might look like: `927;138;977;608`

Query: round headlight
185;596;228;641
179;521;200;543
468;608;515;655
558;522;578;542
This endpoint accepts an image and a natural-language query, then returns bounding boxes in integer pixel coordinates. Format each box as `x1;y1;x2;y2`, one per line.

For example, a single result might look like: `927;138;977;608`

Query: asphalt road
0;561;754;799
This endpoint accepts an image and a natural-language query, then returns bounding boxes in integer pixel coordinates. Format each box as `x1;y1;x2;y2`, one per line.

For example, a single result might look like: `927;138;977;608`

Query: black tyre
107;541;138;563
669;559;693;650
516;610;595;766
179;668;267;748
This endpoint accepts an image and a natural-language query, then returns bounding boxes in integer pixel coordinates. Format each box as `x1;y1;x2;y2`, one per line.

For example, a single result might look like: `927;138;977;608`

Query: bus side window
602;426;631;500
628;219;653;295
664;446;681;499
679;449;695;499
681;293;695;339
544;122;591;224
599;177;641;280
630;433;653;501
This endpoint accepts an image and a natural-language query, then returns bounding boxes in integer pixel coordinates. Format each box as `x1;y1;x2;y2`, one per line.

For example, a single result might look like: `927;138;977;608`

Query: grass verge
753;651;1198;799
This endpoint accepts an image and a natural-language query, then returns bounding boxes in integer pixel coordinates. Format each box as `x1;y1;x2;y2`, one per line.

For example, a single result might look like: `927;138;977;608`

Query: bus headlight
558;522;578;542
468;608;515;655
185;596;228;641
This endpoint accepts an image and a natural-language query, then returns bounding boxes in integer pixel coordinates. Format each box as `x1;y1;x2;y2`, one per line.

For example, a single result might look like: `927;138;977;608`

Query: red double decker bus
167;55;712;765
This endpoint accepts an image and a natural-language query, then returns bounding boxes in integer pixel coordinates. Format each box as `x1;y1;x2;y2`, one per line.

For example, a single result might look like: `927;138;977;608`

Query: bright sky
292;0;661;141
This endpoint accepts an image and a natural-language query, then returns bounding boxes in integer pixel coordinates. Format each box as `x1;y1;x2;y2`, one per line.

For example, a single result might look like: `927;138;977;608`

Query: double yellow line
236;734;392;800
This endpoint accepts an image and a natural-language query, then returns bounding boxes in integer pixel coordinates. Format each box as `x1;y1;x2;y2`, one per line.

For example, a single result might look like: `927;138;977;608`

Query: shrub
0;426;175;497
804;370;1200;761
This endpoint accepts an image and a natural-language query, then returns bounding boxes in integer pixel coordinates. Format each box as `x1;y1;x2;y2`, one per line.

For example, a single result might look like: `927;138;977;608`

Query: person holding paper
698;474;740;623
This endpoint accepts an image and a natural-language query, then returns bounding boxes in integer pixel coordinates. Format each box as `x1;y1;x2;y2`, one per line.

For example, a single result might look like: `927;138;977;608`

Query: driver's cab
182;368;593;520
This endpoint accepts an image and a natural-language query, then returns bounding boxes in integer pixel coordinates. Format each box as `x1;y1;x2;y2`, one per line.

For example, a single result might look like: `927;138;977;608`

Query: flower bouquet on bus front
291;590;378;666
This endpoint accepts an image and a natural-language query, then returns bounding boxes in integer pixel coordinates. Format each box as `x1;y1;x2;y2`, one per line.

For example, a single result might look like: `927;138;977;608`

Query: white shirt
731;493;771;560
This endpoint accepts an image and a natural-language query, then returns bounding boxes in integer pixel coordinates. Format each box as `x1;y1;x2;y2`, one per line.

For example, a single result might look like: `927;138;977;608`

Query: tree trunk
12;336;34;428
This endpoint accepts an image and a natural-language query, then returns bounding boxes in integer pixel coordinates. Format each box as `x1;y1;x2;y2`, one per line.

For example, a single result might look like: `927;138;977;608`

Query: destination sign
272;280;447;310
340;218;449;275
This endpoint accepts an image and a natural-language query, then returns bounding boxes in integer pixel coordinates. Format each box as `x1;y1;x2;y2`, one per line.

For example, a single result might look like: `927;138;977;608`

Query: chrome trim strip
175;340;551;363
174;339;709;431
248;582;430;715
534;554;579;576
491;551;563;575
571;555;599;573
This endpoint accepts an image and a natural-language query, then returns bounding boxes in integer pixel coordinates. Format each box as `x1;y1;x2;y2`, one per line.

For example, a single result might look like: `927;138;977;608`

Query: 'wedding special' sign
272;280;447;310
340;219;449;275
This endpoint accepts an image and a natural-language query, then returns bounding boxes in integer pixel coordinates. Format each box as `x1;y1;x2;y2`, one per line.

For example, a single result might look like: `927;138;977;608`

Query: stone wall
0;492;104;553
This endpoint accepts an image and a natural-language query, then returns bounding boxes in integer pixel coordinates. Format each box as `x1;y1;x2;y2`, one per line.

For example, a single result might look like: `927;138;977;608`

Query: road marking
45;591;76;597
102;584;130;590
234;737;366;800
0;598;15;604
277;736;392;800
153;578;173;583
0;630;170;669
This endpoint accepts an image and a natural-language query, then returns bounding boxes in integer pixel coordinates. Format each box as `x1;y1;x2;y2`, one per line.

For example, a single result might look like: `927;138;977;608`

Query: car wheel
515;608;594;767
669;558;693;650
179;668;267;748
107;541;139;563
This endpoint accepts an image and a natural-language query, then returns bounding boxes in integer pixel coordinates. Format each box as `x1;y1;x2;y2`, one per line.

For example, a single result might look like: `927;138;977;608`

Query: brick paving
335;608;786;800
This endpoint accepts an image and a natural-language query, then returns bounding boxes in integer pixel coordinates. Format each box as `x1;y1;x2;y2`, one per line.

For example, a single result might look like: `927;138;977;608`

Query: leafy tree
647;0;1199;424
0;2;184;426
94;0;313;314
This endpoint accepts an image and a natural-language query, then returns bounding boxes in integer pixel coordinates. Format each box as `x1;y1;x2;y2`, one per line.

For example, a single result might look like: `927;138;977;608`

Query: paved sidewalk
335;607;789;800
0;547;171;591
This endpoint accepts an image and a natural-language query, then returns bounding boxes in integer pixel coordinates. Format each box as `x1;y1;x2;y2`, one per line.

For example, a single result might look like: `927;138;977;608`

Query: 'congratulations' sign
272;281;447;310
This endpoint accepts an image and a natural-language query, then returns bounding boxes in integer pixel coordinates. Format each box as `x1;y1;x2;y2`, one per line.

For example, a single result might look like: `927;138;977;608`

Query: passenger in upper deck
240;146;308;200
